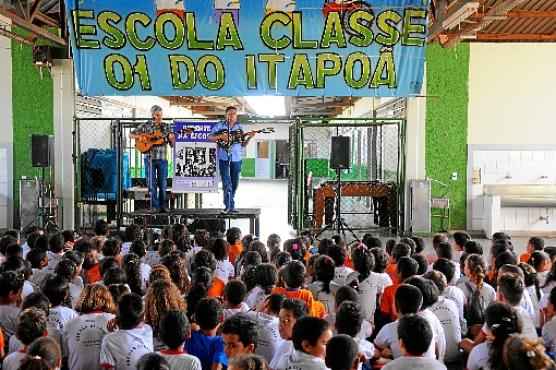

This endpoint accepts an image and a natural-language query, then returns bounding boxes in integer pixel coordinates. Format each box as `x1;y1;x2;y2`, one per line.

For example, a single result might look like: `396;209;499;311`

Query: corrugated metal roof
481;0;556;36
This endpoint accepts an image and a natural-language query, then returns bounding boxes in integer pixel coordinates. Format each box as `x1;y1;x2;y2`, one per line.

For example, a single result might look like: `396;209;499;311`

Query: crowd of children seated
1;223;556;370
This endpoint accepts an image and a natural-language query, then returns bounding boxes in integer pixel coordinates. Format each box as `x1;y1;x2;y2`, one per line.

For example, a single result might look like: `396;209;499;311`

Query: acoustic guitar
134;127;194;153
214;127;275;149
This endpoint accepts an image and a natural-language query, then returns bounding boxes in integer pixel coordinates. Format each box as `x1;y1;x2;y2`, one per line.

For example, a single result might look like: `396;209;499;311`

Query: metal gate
288;117;406;236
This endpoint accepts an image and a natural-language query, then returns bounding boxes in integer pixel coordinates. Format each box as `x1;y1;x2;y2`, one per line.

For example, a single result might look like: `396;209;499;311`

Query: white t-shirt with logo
515;305;538;340
419;309;447;362
245;286;266;309
429;297;461;362
2;350;26;370
63;312;116;370
333;266;354;288
49;305;79;333
467;342;490;370
347;271;392;323
159;351;202;370
443;285;465;330
383;356;447;370
215;259;235;284
100;325;154;370
245;311;282;363
275;349;328;370
375;320;435;360
308;281;335;315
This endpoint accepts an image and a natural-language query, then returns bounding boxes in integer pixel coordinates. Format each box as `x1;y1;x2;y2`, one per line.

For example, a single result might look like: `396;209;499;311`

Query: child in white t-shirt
308;255;337;315
349;246;393;325
270;299;307;370
100;293;154;370
329;245;354;288
42;275;78;333
275;317;332;370
245;294;284;363
212;239;235;285
223;280;250;321
63;284;116;370
382;315;447;370
542;287;556;355
129;240;152;290
245;264;278;310
157;310;202;370
2;308;47;370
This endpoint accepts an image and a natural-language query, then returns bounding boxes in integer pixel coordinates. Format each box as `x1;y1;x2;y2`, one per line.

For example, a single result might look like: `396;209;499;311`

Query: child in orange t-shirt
519;236;545;263
379;256;418;321
226;227;243;265
385;243;412;285
272;260;324;318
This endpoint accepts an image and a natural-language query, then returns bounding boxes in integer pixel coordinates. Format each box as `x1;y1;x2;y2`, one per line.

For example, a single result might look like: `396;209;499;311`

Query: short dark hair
334;286;358;307
412;254;428;275
411;237;426;254
464;240;483;255
221;314;258;348
327;245;346;267
392;243;411;262
491;239;511;258
404;276;439;309
124;224;141;243
325;334;359;370
492;232;511;241
498;273;524;306
495;251;518;271
432;234;448;250
48;233;64;254
453;231;471;248
16;308;47;345
195;298;222;331
118;292;144;329
266;294;285;315
102;238;121;257
0;270;24;298
42;275;69;307
159;310;189;349
94;219;108;236
292;317;329;351
351;246;374;282
22;292;50;315
226;106;238;113
283;261;305;289
255;264;278;294
395;284;423;315
281;298;307;319
399;238;416;255
6;243;23;258
362;235;382;249
226;227;242;244
529;237;545;251
274;251;292;268
432;258;456;284
26;249;47;270
211;239;229;261
224;280;247;306
423;270;447;293
335;301;362;337
397;256;418;281
435;242;453;260
137;353;170;370
370;247;388;273
398;315;432;355
73;239;93;255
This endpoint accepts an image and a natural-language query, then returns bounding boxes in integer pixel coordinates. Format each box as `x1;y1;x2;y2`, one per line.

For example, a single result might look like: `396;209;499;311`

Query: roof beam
0;6;66;46
475;33;556;42
29;0;44;21
505;10;556;18
443;0;528;47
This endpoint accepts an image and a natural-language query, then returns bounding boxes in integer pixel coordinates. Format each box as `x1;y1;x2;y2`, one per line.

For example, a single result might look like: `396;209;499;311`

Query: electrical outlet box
451;172;458;181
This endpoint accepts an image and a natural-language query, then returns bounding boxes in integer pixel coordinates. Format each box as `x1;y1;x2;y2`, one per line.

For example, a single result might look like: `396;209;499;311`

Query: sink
483;184;556;207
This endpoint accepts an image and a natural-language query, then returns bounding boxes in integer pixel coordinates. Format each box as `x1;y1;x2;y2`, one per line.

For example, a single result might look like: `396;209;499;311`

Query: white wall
469;43;556;145
0;15;13;229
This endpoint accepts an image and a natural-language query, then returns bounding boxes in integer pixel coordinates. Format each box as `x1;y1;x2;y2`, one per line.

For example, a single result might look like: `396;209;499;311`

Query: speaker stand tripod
315;167;359;242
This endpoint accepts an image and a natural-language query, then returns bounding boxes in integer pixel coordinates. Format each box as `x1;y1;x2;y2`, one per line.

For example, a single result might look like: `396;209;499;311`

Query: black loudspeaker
330;136;350;169
31;135;50;167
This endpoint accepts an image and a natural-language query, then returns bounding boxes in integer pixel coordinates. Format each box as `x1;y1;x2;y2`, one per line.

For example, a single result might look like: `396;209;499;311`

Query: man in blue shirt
209;106;254;213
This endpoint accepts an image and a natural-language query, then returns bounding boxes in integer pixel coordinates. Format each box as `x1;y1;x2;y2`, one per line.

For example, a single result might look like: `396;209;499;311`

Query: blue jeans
145;158;168;209
219;160;241;210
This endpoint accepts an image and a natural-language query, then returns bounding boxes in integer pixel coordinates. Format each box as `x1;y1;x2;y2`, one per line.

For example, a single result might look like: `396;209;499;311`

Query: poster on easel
173;121;219;193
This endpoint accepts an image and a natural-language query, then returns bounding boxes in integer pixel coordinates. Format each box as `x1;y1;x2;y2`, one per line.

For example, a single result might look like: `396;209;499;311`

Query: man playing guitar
130;105;175;213
208;106;255;214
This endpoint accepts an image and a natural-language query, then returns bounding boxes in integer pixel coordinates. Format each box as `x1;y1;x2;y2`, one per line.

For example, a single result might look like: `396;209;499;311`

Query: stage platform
123;208;261;235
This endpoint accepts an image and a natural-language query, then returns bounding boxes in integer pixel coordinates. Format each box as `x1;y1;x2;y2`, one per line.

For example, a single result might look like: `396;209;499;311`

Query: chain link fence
289;118;406;236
